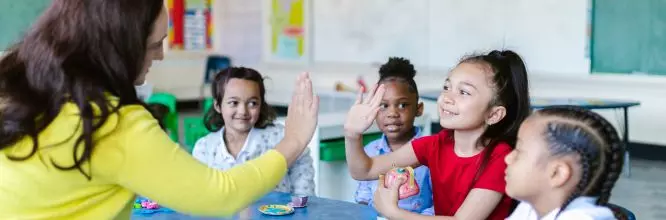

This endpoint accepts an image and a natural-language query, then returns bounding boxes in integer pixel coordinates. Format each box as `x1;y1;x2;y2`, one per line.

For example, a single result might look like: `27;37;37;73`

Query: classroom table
419;90;641;177
131;191;379;220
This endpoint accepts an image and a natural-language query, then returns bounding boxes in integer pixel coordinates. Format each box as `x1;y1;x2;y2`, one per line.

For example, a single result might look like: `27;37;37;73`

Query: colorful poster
269;0;306;61
167;0;185;49
184;0;213;50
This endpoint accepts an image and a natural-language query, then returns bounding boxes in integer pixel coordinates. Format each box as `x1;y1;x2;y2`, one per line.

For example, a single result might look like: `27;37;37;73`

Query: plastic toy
134;199;160;210
384;166;419;199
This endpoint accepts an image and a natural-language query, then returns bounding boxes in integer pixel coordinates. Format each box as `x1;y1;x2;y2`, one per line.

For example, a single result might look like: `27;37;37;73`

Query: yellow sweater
0;102;288;219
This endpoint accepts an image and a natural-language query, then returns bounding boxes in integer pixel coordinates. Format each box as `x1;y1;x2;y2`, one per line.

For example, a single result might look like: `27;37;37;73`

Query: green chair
147;93;179;142
203;97;214;115
183;116;210;153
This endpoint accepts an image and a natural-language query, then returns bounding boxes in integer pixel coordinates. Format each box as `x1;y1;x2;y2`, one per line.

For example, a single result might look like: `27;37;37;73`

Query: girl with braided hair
504;106;626;220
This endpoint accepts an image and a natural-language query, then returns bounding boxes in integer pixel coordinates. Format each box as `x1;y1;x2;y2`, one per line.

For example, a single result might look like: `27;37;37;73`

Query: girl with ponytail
505;106;625;219
344;50;531;220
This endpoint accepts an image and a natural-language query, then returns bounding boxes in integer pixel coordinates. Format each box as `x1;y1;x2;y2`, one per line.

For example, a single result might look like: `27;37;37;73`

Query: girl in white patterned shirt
192;67;315;196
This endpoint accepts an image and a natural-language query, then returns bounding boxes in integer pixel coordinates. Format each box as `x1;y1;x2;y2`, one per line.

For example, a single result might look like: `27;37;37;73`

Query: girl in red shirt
344;50;531;220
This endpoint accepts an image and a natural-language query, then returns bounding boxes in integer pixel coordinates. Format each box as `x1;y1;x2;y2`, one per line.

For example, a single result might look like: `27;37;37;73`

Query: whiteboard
313;0;430;67
309;0;589;74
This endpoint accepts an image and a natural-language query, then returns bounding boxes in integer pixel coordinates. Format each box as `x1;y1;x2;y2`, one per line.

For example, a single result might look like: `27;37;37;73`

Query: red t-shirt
412;130;513;220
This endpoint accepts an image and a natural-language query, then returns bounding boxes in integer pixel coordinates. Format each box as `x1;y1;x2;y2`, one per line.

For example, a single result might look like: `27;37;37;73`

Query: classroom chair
608;203;636;220
182;116;209;153
203;55;231;85
203;97;214;115
146;93;179;142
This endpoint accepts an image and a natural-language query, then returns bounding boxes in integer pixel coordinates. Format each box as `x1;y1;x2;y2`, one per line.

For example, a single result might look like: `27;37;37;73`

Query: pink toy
384;166;419;199
140;200;160;209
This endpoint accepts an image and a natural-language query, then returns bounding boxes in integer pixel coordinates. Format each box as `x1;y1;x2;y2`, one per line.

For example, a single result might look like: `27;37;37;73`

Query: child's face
504;116;555;201
215;78;262;133
375;81;423;142
437;62;504;130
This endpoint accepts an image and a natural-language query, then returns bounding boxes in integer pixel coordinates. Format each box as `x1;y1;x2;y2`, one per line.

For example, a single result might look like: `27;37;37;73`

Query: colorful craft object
134;199;159;210
384;166;420;199
258;204;295;216
132;198;175;215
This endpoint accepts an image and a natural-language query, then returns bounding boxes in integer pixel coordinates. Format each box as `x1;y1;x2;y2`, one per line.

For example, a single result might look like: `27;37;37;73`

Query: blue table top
131;192;379;220
419;90;640;109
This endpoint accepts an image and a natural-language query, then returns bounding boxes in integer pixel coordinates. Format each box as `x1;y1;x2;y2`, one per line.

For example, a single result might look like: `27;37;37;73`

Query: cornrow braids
536;106;625;219
588;111;625;205
543;121;602;218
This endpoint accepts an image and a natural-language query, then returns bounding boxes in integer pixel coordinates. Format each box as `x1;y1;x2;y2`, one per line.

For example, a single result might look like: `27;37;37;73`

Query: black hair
458;50;532;183
536;106;625;219
203;67;276;132
0;0;165;179
147;103;170;130
377;57;419;98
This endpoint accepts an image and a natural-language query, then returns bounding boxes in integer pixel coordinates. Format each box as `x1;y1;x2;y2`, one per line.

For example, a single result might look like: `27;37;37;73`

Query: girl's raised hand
343;84;386;137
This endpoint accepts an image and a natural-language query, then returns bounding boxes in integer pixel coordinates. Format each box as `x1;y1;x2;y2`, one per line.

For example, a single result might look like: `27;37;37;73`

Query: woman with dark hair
0;0;319;219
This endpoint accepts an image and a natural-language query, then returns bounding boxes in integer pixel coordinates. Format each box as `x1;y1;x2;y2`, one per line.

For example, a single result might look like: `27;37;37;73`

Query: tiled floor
611;159;666;220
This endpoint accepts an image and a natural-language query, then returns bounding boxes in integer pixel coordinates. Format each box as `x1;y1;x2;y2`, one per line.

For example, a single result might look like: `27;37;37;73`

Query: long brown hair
0;0;164;179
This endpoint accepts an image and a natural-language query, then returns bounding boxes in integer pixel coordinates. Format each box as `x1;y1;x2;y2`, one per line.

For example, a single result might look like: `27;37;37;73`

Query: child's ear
416;102;424;117
213;100;222;114
486;105;506;126
548;160;573;188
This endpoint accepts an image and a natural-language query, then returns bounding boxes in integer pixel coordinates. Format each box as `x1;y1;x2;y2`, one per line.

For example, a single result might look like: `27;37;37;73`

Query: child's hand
343;84;386;137
283;72;319;151
373;174;404;219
